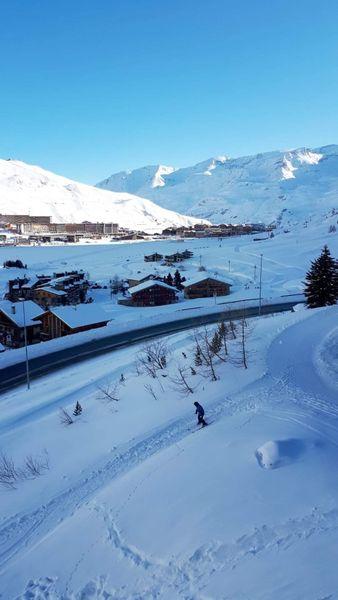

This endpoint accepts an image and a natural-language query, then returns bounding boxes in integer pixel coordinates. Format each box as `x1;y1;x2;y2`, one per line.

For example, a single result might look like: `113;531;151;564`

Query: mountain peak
95;145;338;225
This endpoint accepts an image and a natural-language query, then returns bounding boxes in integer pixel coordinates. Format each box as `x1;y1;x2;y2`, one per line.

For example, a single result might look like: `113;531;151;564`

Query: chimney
11;305;16;314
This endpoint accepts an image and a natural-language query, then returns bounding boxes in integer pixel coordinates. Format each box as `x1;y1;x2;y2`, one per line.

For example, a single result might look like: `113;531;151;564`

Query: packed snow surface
0;302;338;599
97;144;338;224
0;159;206;233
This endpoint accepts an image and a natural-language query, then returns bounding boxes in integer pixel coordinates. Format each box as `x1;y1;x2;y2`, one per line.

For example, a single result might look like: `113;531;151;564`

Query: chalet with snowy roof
127;280;177;307
33;286;67;308
0;300;43;347
144;252;163;262
182;275;232;299
126;274;163;288
6;277;30;302
34;304;111;339
164;252;185;264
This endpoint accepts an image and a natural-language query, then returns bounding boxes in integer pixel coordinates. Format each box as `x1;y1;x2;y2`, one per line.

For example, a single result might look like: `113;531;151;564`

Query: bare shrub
0;450;50;489
230;315;252;369
59;408;74;425
97;381;120;403
169;365;196;397
24;450;50;479
0;453;19;489
137;340;169;379
193;328;218;381
144;383;159;401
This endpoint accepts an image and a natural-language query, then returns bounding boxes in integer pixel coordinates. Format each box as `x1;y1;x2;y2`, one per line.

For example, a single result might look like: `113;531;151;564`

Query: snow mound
315;328;338;391
255;438;306;469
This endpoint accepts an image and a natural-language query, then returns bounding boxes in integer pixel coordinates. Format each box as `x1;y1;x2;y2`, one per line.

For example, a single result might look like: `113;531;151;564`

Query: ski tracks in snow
15;506;338;599
0;397;238;576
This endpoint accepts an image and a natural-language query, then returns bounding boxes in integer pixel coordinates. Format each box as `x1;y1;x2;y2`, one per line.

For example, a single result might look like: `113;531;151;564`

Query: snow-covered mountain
97;145;338;225
0;159;206;233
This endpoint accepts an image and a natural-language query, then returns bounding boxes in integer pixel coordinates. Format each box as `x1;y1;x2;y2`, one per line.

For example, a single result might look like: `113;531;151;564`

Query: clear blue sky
1;0;338;183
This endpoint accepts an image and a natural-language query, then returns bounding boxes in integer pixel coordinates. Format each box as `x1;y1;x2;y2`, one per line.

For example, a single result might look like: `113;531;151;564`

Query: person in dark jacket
194;401;207;427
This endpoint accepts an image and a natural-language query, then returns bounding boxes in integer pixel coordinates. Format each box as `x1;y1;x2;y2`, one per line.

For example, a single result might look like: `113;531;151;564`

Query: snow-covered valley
0;217;337;598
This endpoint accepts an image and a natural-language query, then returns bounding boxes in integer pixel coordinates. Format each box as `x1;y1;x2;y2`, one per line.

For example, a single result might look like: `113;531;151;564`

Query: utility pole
258;254;263;316
22;301;30;390
228;260;231;272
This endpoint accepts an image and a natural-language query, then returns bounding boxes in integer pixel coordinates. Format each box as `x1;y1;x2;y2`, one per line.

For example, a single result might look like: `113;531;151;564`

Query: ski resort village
0;151;337;598
1;3;338;595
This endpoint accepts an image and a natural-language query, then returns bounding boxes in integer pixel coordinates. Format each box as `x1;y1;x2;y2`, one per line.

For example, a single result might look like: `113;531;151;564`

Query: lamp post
258;254;263;316
21;301;30;390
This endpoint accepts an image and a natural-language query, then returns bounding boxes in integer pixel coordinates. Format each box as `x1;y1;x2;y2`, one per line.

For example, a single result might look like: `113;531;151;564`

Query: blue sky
1;0;338;183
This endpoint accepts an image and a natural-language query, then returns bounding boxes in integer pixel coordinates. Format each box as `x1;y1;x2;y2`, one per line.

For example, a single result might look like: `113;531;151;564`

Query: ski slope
0;305;338;598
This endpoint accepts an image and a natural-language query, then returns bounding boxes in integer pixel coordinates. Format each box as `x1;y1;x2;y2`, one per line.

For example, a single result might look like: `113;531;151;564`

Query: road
0;299;302;393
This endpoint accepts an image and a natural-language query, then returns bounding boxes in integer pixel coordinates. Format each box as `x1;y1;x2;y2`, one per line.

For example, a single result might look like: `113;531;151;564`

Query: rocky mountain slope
97;145;338;225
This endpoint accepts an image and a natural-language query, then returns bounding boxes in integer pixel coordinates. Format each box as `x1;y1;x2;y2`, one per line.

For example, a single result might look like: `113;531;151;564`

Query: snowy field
0;300;338;598
1;217;336;323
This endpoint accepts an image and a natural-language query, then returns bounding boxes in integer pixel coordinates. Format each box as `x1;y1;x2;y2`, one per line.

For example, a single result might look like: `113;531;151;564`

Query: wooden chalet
126;274;163;288
182;276;232;299
32;286;67;308
164;252;185;264
128;280;177;307
34;304;111;339
0;300;43;347
144;252;163;262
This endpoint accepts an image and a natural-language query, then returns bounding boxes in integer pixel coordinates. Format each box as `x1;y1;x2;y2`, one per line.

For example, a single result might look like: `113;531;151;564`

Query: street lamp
258;254;263;316
21;300;30;390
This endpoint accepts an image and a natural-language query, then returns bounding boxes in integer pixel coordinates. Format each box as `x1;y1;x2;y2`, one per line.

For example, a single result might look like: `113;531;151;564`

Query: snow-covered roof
0;300;44;327
182;275;232;288
129;280;177;295
21;275;41;289
36;287;67;296
45;304;111;329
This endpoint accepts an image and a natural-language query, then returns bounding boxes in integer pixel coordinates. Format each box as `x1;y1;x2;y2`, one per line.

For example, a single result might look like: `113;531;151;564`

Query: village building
126;280;178;307
126;274;163;288
32;287;67;308
144;252;163;262
182;275;232;299
34;304;111;340
164;252;185;264
0;300;43;347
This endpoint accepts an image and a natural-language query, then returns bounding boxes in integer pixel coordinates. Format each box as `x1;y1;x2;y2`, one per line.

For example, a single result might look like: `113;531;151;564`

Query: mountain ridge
0;159;206;233
96;145;338;225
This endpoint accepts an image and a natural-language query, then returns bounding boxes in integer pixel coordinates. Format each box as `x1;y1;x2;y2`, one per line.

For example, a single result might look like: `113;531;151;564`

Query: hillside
97;145;338;225
0;159;206;233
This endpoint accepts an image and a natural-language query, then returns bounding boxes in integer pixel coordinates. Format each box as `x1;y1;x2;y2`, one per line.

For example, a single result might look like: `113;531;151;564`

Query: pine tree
73;401;82;416
304;245;338;308
210;330;222;355
174;269;183;290
166;272;174;287
194;346;202;367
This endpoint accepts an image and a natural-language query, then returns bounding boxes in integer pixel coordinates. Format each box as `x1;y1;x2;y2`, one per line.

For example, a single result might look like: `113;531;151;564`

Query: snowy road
0;298;301;393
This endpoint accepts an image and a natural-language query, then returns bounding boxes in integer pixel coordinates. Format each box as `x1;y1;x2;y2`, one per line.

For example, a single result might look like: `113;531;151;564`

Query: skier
194;401;207;427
